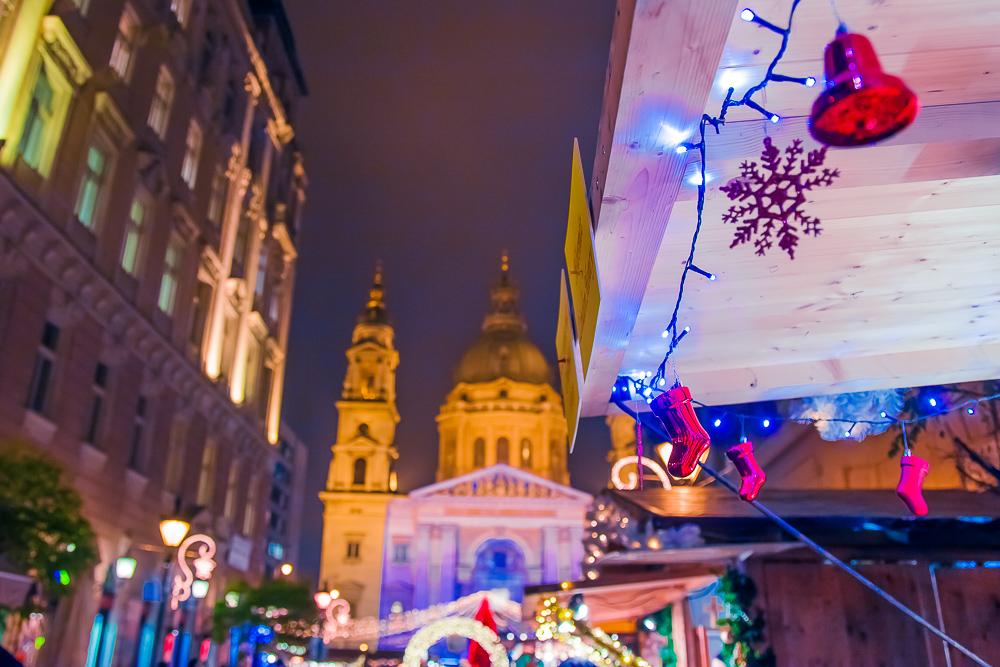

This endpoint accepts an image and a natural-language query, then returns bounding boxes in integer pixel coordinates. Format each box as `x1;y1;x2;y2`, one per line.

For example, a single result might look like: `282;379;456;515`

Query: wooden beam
582;0;740;416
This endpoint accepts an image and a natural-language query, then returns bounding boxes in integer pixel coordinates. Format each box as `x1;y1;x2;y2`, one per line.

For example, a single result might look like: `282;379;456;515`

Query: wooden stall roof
578;0;1000;415
608;487;1000;520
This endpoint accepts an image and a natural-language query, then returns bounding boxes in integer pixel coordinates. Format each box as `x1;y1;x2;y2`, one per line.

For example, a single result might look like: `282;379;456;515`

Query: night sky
282;1;617;578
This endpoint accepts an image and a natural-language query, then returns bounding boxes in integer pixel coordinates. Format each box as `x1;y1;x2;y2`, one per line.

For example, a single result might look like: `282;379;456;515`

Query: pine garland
716;567;775;667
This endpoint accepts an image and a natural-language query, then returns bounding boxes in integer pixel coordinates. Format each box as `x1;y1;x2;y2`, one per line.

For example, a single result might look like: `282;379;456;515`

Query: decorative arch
403;617;508;667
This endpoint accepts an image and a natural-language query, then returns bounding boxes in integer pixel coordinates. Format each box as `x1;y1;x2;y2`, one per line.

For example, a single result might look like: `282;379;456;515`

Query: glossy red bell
809;30;918;147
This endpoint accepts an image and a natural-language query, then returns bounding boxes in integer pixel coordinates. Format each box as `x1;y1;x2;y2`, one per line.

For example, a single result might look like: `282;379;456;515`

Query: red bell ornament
649;385;711;478
726;441;766;502
896;454;930;517
809;29;918;147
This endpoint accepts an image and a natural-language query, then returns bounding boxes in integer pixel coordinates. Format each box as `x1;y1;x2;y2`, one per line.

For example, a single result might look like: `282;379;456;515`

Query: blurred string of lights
653;0;812;386
614;375;1000;444
535;595;649;667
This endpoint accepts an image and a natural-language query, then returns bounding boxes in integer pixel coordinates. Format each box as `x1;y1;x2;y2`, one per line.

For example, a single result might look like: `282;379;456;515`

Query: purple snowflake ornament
719;137;840;259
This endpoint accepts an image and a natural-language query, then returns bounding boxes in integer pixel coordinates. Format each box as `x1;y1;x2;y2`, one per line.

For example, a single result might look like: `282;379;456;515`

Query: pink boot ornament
896;455;930;517
726;441;767;502
649;385;711;478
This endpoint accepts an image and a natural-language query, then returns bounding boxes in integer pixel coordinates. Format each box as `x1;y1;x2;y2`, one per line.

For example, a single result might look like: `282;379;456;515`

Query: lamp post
86;556;137;667
148;516;190;667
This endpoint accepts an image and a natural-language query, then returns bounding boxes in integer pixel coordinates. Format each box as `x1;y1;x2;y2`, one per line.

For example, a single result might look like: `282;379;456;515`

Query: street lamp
159;518;191;548
150;515;191;667
313;591;332;610
279;562;294;576
191;580;210;599
115;556;138;580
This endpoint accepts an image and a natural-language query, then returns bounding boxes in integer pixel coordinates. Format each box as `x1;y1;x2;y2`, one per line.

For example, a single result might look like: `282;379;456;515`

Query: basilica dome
455;327;551;385
453;254;552;386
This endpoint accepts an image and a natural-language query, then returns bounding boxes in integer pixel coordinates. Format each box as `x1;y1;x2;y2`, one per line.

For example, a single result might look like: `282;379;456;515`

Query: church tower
436;254;569;483
319;265;398;622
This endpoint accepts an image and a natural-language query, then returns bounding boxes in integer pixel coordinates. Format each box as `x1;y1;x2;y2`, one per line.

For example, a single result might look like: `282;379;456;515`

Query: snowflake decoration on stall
720;137;840;259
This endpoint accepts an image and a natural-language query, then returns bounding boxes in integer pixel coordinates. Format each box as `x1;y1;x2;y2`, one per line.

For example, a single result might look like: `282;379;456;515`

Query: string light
652;1;806;384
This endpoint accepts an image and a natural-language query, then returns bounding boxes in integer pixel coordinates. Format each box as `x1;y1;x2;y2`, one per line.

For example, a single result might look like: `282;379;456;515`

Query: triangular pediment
410;464;592;503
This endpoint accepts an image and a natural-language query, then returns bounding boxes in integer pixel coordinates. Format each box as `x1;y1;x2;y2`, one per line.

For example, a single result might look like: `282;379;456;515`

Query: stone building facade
319;259;591;649
0;0;306;665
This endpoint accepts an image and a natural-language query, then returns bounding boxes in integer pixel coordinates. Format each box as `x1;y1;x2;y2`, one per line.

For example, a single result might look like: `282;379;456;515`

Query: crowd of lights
534;597;648;667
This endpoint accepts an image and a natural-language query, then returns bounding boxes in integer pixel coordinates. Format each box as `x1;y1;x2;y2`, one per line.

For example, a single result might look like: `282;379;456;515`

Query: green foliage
211;579;315;644
716;567;775;667
0;447;97;604
647;604;677;667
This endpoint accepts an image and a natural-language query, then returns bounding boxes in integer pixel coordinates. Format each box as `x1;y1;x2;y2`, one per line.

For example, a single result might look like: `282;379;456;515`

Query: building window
197;438;217;506
267;542;284;560
158;236;183;314
120;195;147;275
473;438;485;468
189;280;213;348
520;439;533;467
127;395;148;471
147;66;174;139
83;363;109;445
268;284;282;323
170;0;191;26
74;144;108;230
242;476;258;535
346;541;361;561
352;458;367;486
164;417;187;495
17;67;54;171
496;437;510;465
231;218;250;277
224;460;242;521
244;335;262;405
109;5;139;80
181;120;202;189
25;322;60;415
254;248;268;302
392;543;409;564
207;165;227;226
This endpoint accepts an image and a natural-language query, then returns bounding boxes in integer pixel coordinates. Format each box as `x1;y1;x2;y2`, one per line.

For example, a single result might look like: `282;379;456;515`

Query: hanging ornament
896;454;930;517
649;385;710;478
809;28;918;147
720;137;839;259
726;441;767;502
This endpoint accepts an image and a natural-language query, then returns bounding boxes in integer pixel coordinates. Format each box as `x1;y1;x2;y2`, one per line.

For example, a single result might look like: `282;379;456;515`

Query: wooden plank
581;0;741;416
934;567;1000;666
666;341;1000;406
683;102;1000;165
708;47;1000;121
676;138;1000;203
611;487;1000;520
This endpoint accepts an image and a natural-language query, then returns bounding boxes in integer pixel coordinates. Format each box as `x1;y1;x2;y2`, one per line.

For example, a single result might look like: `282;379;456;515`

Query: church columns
541;526;560;582
434;525;459;603
411;524;432;609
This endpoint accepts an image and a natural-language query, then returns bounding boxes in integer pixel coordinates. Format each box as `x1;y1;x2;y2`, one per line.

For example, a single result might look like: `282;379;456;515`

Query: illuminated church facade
319;258;591;639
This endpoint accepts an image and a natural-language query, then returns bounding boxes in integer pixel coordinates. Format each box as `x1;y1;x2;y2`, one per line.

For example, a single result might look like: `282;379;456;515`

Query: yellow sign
564;138;600;374
556;270;584;451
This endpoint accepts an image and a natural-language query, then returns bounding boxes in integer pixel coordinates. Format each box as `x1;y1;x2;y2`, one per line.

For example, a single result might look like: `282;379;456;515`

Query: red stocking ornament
896;455;930;517
650;385;711;478
726;441;766;502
